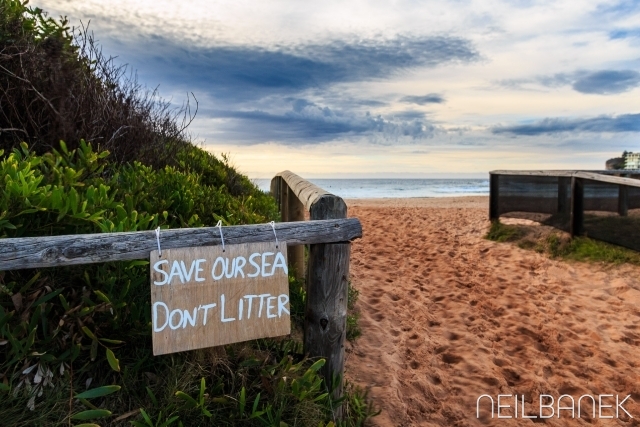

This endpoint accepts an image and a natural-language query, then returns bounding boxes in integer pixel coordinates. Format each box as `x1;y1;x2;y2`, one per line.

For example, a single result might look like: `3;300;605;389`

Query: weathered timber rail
489;169;640;251
271;170;350;418
0;219;362;270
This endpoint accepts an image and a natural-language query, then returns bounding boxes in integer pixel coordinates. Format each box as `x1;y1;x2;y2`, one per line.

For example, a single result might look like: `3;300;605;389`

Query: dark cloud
400;93;445;104
572;70;640;94
391;110;428;120
356;100;388;107
497;70;640;95
492;114;640;136
210;100;438;143
114;35;478;103
100;34;474;143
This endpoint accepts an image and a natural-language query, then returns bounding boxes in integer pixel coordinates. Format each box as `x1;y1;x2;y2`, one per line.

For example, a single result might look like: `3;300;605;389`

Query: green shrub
485;221;523;242
0;142;288;426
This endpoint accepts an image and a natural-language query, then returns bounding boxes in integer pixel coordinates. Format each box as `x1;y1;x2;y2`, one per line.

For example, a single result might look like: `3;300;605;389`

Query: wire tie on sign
155;226;162;257
269;221;279;249
216;220;225;252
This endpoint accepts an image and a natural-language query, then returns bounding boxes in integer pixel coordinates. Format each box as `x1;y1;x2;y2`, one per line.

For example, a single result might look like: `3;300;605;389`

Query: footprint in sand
501;368;521;386
492;357;508;367
442;353;463;364
447;332;461;341
481;377;501;387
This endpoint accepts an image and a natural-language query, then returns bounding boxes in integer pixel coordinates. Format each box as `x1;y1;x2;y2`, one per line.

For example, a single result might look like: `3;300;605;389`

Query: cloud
609;28;640;39
98;33;475;143
495;73;571;91
387;110;428;120
400;93;445;104
595;0;640;18
209;100;438;144
110;34;477;104
572;70;640;94
492;113;640;136
497;70;640;95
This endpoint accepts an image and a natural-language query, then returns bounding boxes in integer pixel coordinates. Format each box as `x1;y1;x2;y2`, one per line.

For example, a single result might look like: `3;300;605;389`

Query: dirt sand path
345;197;640;426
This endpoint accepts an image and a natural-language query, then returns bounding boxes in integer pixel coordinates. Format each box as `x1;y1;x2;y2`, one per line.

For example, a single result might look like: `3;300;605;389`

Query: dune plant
485;221;640;265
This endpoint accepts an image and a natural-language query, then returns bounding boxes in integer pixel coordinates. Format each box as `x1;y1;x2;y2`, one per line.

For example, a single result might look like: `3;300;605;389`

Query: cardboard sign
150;241;290;355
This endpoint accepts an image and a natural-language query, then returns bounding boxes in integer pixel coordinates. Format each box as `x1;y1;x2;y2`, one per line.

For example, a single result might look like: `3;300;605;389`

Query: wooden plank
574;171;640;189
490;170;640;177
489;173;500;220
571;177;584;237
304;241;350;417
276;170;332;211
490;170;581;177
618;185;629;217
287;187;306;280
489;170;640;188
150;242;290;355
310;195;347;221
270;176;280;203
279;177;289;222
0;218;362;271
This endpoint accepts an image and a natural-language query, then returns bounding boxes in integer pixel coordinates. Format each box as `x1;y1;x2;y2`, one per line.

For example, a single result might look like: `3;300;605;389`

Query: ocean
254;178;489;199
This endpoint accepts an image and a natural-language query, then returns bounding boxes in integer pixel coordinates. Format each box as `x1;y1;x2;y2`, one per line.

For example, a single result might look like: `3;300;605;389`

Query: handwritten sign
150;242;290;355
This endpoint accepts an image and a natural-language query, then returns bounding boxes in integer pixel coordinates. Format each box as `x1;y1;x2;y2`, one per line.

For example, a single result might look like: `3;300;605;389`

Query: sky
33;0;640;178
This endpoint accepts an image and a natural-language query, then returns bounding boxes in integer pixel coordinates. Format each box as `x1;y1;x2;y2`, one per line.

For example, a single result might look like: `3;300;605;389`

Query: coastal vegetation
486;221;640;266
0;1;373;425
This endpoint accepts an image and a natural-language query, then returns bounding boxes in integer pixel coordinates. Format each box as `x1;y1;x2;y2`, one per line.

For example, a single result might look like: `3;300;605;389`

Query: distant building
625;153;640;170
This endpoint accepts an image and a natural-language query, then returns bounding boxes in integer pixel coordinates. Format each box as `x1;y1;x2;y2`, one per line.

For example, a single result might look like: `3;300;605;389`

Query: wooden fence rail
271;170;350;418
0;219;362;270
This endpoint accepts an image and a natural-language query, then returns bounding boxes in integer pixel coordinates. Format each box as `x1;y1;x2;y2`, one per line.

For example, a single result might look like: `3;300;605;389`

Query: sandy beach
344;196;640;426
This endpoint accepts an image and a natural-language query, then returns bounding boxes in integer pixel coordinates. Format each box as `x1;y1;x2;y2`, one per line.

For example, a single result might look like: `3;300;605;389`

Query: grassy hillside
0;2;374;425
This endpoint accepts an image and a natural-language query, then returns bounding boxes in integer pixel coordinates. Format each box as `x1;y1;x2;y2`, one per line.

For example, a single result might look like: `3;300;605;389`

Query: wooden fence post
618;184;629;217
270;176;281;206
273;171;352;419
279;178;289;222
571;177;584;237
306;194;349;417
288;187;306;280
489;173;500;221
